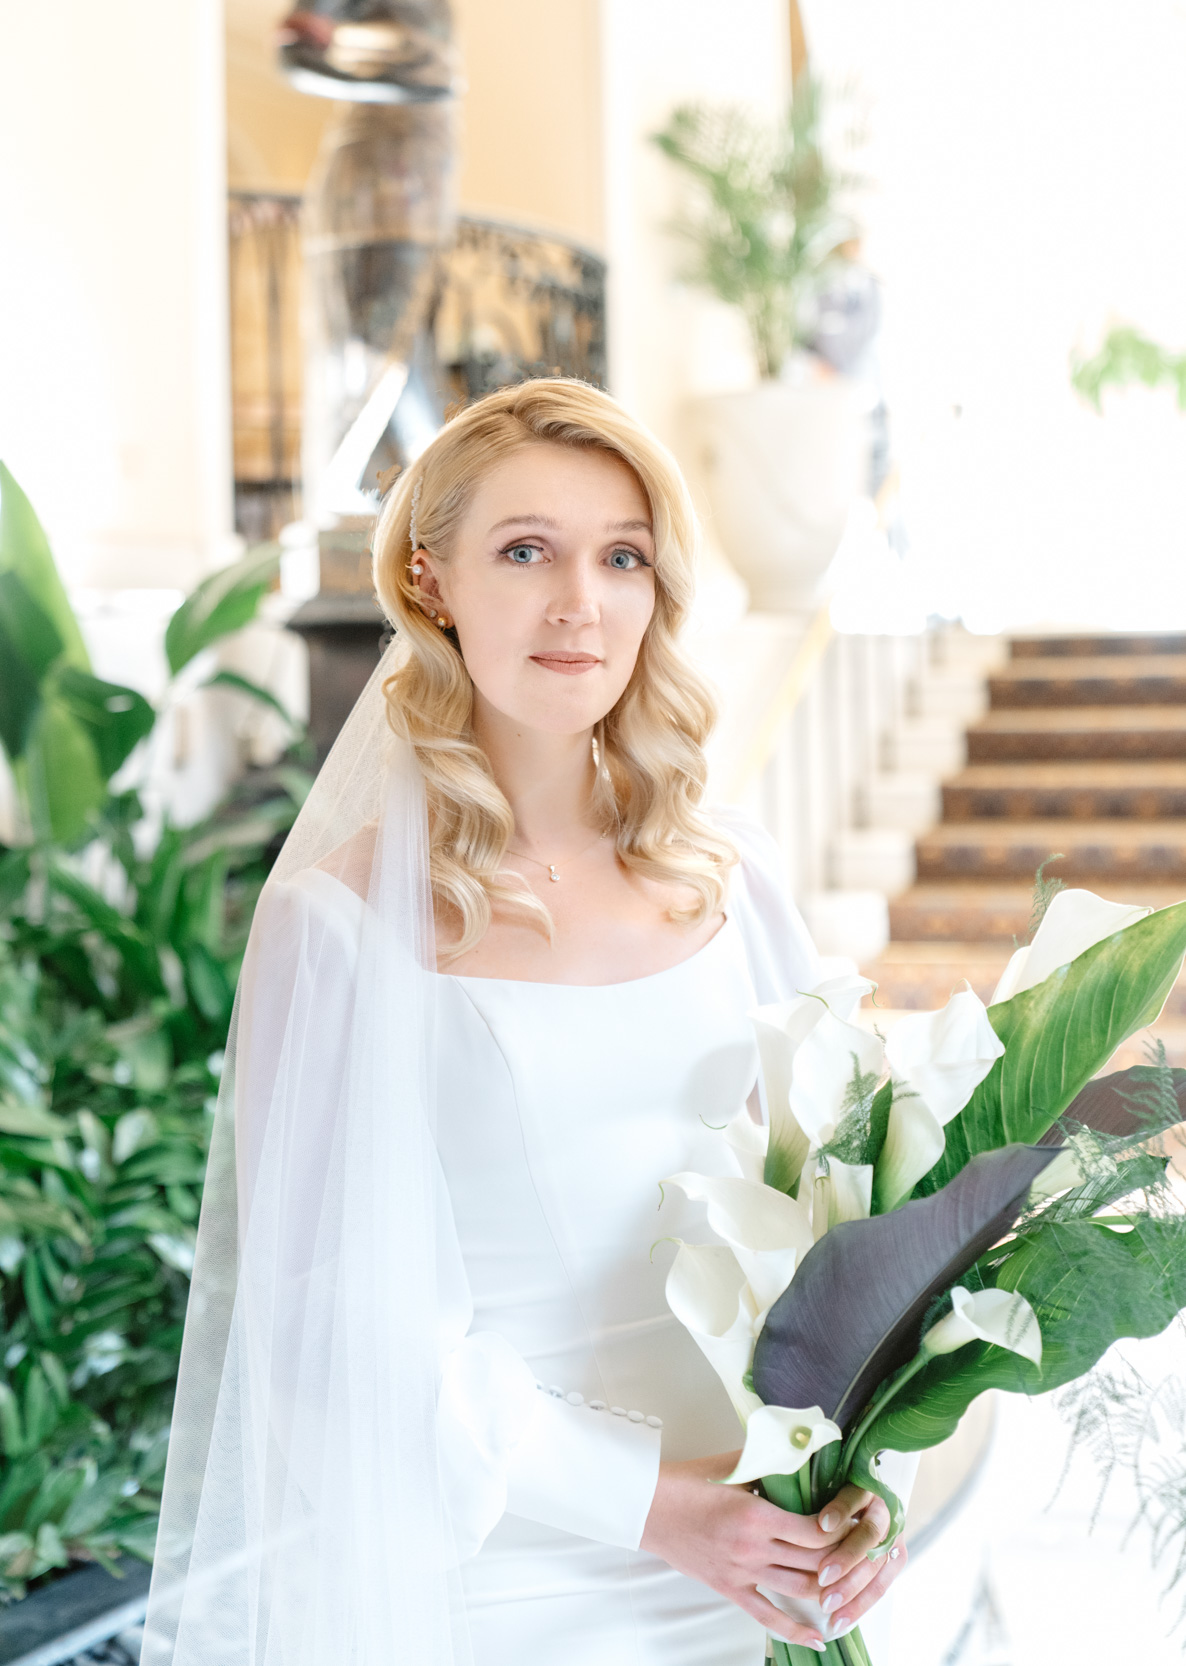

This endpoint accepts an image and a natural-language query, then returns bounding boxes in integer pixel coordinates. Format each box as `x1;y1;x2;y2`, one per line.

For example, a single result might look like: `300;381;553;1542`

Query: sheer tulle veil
141;641;477;1664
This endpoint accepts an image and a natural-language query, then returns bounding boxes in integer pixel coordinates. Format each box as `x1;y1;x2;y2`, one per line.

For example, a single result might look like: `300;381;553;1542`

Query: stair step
889;882;1186;943
967;707;1186;762
1011;633;1186;659
916;820;1186;883
989;657;1186;708
943;762;1186;821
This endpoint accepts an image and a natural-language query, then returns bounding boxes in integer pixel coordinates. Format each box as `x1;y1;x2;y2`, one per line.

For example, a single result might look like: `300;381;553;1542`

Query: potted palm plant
654;80;867;611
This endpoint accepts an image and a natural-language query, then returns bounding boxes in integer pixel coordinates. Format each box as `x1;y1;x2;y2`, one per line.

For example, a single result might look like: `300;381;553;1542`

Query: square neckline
444;912;733;991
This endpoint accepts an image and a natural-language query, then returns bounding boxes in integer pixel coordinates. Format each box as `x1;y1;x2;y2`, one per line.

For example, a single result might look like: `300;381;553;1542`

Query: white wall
804;0;1186;630
0;0;234;594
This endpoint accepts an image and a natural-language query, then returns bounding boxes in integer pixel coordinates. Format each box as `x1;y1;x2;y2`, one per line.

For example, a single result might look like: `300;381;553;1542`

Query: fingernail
890;1546;900;1561
819;1562;840;1587
822;1591;844;1614
808;1644;827;1655
819;1510;838;1531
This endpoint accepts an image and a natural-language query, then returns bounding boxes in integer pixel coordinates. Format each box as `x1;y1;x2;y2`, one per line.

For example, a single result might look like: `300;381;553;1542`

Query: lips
529;653;602;675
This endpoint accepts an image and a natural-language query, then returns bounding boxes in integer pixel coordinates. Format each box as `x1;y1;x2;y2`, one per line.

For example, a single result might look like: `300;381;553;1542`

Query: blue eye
609;548;643;570
506;544;540;564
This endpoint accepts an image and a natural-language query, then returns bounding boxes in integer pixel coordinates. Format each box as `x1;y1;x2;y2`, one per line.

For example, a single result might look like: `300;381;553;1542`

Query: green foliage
165;544;280;676
0;464;310;1597
917;901;1186;1196
652;77;859;379
1072;325;1186;413
851;1213;1186;1473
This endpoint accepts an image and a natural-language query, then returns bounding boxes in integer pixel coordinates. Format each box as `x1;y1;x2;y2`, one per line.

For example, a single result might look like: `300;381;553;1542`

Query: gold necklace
506;830;607;884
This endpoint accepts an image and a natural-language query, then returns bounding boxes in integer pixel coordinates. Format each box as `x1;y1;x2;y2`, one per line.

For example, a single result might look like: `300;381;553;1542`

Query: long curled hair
371;378;736;957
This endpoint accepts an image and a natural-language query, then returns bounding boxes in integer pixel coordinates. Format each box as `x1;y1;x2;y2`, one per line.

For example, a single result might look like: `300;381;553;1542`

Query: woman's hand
640;1452;908;1651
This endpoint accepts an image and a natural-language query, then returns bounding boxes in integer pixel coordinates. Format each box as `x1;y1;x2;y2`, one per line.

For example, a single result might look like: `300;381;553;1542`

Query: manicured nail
890;1546;900;1561
822;1591;844;1614
807;1643;826;1655
819;1562;840;1587
819;1510;839;1531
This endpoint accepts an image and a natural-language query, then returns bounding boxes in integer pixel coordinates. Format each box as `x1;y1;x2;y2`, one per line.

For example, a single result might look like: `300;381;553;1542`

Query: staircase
864;633;1186;1055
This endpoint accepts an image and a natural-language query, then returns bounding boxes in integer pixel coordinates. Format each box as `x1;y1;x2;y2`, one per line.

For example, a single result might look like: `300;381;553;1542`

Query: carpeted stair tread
989;657;1186;708
916;820;1186;882
888;883;1186;944
943;761;1186;820
967;707;1186;762
1011;633;1186;659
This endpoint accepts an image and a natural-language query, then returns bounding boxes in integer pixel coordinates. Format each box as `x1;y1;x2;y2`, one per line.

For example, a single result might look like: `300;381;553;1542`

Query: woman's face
419;444;657;736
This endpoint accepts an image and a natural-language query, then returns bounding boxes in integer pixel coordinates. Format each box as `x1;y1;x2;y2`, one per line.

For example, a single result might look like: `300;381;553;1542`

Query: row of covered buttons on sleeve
539;1382;662;1429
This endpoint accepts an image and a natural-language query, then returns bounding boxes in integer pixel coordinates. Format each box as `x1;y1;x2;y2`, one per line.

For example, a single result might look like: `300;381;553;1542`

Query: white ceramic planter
688;382;867;613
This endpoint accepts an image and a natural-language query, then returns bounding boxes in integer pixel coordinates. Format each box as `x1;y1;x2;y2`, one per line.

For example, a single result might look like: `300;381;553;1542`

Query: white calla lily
874;986;1006;1211
752;974;876;1190
723;1107;769;1184
665;1242;764;1420
922;1285;1042;1366
884;985;1004;1125
663;1172;812;1311
722;1404;842;1485
991;889;1152;1005
790;1009;886;1147
875;1090;946;1212
812;1156;873;1239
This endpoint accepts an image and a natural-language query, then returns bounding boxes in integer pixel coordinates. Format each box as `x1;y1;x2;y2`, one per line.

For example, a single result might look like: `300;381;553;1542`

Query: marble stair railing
700;609;1004;965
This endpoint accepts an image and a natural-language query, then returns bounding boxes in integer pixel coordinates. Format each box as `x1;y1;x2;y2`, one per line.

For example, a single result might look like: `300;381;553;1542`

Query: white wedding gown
260;811;894;1666
437;809;822;1666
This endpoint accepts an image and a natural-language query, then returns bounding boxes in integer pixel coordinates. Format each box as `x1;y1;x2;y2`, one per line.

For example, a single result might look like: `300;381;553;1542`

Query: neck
472;696;600;852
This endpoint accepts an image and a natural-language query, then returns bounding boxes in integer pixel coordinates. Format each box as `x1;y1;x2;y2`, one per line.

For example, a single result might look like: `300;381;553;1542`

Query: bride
141;379;906;1666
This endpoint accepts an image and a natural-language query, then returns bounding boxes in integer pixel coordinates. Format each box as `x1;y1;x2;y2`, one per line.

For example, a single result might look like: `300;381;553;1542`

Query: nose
546;556;600;627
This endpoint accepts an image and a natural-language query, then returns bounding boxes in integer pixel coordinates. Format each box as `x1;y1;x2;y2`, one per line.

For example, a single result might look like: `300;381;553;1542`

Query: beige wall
225;0;604;249
0;0;233;591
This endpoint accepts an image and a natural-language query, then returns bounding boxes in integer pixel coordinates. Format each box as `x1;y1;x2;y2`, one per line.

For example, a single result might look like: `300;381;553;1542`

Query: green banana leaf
164;544;280;675
919;901;1186;1196
0;463;89;673
851;1214;1186;1468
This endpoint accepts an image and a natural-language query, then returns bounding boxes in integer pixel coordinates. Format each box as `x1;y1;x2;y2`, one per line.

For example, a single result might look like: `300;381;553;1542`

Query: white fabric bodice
436;914;758;1463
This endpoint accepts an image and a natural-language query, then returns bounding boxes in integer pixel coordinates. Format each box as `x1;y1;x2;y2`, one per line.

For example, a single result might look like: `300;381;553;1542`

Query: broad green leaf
921;901;1186;1195
203;668;294;725
854;1216;1186;1465
0;463;89;673
0;573;62;761
54;667;155;781
22;700;105;846
752;1145;1056;1428
0;1100;68;1139
164;544;280;675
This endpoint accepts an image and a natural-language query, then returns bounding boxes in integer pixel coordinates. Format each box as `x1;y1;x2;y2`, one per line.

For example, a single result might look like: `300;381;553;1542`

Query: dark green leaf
854;1216;1186;1464
0;574;62;760
921;902;1186;1195
0;463;89;672
164;544;280;676
203;668;293;726
752;1145;1057;1428
54;668;155;781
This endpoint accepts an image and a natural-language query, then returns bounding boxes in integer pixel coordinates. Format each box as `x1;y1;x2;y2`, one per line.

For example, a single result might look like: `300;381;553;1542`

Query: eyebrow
488;514;653;536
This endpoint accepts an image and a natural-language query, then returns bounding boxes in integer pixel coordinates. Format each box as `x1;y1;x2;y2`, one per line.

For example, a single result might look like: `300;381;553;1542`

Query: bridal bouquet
660;886;1186;1666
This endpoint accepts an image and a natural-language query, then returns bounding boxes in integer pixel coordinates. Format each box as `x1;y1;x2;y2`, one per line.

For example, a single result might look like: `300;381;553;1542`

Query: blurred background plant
651;75;859;380
1072;324;1186;411
0;462;310;1598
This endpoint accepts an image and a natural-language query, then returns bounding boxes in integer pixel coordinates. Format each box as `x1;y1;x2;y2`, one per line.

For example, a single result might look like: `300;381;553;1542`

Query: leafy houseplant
652;80;868;612
653;78;855;381
0;463;310;1597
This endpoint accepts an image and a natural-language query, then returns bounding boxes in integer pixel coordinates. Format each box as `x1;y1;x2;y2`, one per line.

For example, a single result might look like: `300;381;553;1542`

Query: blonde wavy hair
372;377;736;956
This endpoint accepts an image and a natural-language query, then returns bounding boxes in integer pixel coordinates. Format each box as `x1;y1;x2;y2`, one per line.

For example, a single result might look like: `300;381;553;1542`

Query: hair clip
409;478;423;552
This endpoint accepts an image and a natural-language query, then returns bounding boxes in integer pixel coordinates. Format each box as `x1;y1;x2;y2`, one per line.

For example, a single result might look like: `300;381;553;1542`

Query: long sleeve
241;872;659;1564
